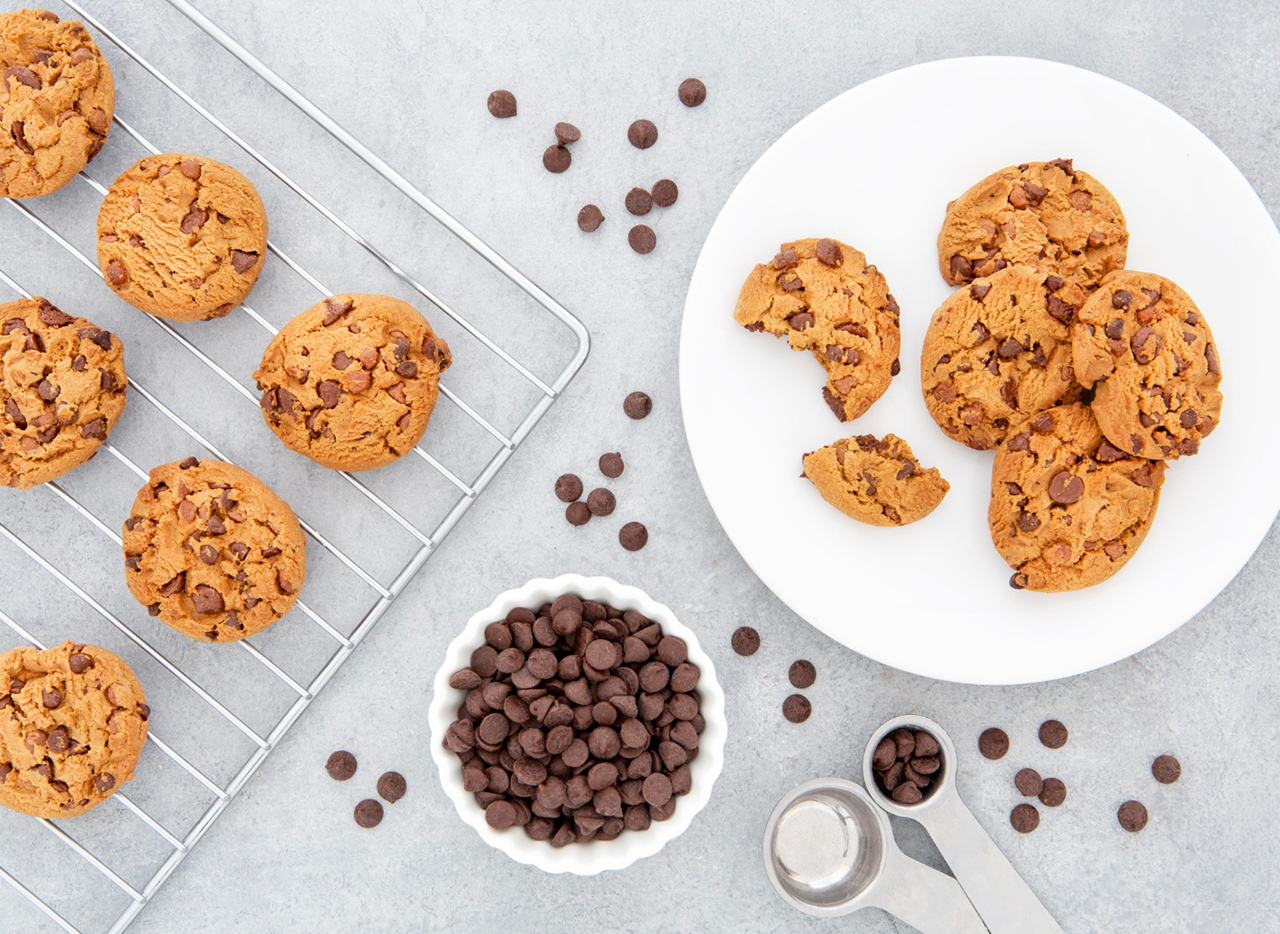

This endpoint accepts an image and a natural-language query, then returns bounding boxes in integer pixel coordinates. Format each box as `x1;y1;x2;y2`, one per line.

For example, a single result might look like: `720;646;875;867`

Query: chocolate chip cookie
921;265;1083;450
123;457;306;642
1;296;127;489
938;159;1127;293
254;294;452;472
734;238;900;422
0;641;148;818
97;154;268;321
989;403;1164;592
1073;270;1221;459
802;433;949;527
0;9;113;199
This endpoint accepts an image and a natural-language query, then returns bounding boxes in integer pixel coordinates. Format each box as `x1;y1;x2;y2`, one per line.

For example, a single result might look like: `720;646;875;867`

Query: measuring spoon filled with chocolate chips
763;778;987;933
862;715;1064;934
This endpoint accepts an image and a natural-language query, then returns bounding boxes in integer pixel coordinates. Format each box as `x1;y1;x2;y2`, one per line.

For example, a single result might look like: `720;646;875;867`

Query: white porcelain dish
428;574;727;874
679;56;1280;684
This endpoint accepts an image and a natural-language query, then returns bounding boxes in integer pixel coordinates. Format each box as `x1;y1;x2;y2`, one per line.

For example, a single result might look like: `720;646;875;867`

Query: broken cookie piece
802;433;949;527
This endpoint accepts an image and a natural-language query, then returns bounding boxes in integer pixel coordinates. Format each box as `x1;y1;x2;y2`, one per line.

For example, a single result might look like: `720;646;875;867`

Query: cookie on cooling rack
733;238;900;422
0;9;114;199
96;153;268;321
123;457;306;643
938;159;1127;293
1;296;128;489
254;293;452;471
0;641;148;818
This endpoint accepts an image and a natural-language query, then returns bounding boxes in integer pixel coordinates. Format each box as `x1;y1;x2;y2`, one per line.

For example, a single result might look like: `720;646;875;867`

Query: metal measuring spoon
862;715;1064;934
763;778;987;933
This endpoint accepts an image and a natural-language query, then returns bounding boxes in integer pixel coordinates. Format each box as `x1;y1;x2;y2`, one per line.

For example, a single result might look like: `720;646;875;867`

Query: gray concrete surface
1;1;1278;932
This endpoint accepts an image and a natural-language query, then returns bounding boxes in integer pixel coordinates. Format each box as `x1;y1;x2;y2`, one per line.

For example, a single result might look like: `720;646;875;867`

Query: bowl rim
427;573;728;875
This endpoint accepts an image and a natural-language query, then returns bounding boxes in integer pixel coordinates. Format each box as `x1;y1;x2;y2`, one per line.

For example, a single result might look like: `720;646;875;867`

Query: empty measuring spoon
763;778;987;933
863;715;1064;934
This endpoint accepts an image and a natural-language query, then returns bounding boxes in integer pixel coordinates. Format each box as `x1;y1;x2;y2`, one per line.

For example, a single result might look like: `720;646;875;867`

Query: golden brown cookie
1073;270;1221;459
123;457;306;643
0;641;148;818
96;153;268;321
733;238;900;422
989;403;1164;592
0;9;113;199
921;265;1083;450
802;433;949;527
254;294;453;471
1;296;127;489
938;159;1127;293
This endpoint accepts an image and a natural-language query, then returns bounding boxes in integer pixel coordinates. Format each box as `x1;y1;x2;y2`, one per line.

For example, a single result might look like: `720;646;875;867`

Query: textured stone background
1;1;1277;932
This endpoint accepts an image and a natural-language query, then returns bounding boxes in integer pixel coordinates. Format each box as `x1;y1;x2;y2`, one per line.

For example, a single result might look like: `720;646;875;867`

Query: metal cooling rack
0;1;589;931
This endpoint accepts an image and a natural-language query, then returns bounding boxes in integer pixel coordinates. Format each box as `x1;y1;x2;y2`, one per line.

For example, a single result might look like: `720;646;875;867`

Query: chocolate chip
322;297;353;326
678;78;706;107
1015;768;1043;797
1095;440;1127;463
815;239;844;267
599;452;624;478
577;204;604;232
317;380;342;409
782;694;811;723
5;65;39;90
69;653;92;674
1117;800;1148;832
355;799;384;828
180;203;208;234
10;121;32;155
555;473;583;503
619;521;648;551
788;660;816;689
625;187;653;216
624;391;652;419
970;282;991;301
731;626;760;656
191;584;224;615
1010;803;1040;833
377;771;407;803
487;90;517;118
628;225;656;254
1152;755;1181;784
1038;719;1068;749
326;750;357;781
979;727;1010;760
587;488;616;517
1039;777;1067;807
1048;471;1083;505
652;179;678;207
998;337;1024;358
231;250;259;274
950;254;973;282
566;501;591;526
42;688;62;709
554;122;580;144
628;119;658;149
543;144;571;173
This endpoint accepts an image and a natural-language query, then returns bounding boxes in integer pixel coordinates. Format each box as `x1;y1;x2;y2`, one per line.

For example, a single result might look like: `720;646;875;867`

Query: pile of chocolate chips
871;727;942;804
324;750;407;829
442;594;704;846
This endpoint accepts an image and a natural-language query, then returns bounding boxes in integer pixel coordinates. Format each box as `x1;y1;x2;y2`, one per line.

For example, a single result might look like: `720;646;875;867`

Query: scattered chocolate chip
1039;777;1067;807
377;771;407;803
628;224;656;254
625;187;653;216
555;473;583;503
487;90;517;118
652;178;678;207
566;501;591;526
543;144;571;173
624;391;652;419
577;204;604;232
1011;803;1040;833
1039;720;1068;749
587;488;616;516
731;626;760;656
782;694;811;723
619;521;648;551
678;78;707;107
554;122;580;144
326;750;357;781
1117;800;1148;832
979;727;1010;760
788;660;816;689
1015;768;1043;797
1152;755;1181;784
355;798;384;828
628;119;658;149
599;452;624;478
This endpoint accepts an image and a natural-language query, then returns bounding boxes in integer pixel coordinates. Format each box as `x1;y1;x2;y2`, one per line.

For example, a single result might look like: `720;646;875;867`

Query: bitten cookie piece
0;9;114;198
734;238;900;422
123;457;306;642
922;265;1083;450
1;297;127;489
989;403;1164;592
802;433;949;527
1073;270;1221;459
254;294;452;472
0;641;148;818
938;159;1127;293
97;154;268;321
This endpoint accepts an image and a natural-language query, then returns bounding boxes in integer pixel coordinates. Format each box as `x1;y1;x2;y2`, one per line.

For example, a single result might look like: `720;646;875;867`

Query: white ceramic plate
428;574;727;874
679;57;1280;685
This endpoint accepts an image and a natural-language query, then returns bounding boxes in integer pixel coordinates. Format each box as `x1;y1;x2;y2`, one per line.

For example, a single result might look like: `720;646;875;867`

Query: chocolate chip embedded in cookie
989;402;1164;592
734;238;901;422
122;457;306;642
96;154;268;321
0;641;148;818
922;265;1084;450
1;297;128;489
253;294;452;472
0;9;114;198
938;159;1127;293
802;433;949;527
1072;270;1221;459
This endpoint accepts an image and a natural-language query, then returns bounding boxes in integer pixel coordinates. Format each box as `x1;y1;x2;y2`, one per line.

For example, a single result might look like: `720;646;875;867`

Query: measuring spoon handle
868;844;988;934
919;794;1064;934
